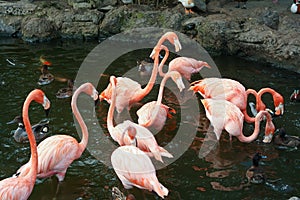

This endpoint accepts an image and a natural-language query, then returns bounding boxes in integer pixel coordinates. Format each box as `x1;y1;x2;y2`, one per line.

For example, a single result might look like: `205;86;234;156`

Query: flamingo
137;71;185;131
106;76;173;163
15;83;98;182
100;32;181;113
158;56;212;81
111;145;169;199
189;78;284;123
201;98;275;143
0;89;50;200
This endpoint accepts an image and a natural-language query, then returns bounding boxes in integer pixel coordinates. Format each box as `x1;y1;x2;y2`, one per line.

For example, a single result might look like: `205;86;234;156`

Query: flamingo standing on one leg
15;83;98;181
111;145;169;199
201;98;275;143
106;76;173;163
189;78;284;123
100;32;182;113
158;56;211;81
137;71;185;131
0;89;50;199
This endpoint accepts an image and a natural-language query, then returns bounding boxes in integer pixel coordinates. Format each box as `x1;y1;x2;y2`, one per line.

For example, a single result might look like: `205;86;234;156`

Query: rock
259;9;279;30
21;17;58;42
0;1;36;16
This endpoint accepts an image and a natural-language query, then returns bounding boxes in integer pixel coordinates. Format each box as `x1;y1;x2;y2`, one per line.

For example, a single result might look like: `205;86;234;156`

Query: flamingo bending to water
201;99;275;143
0;89;50;199
190;78;284;123
15;83;98;181
137;71;185;131
106;76;173;163
111;145;169;199
100;32;181;113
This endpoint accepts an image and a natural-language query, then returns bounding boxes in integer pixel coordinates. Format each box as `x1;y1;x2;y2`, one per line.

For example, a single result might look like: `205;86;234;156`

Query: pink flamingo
106;76;173;163
111;145;169;199
189;78;284;123
158;56;212;81
201;98;275;143
137;71;185;131
15;83;98;181
0;89;50;199
100;32;182;113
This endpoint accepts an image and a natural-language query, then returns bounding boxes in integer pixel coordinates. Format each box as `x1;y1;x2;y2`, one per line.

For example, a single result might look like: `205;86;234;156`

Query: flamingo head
163;32;182;52
273;93;284;116
262;116;275;143
169;71;185;92
99;76;117;103
30;89;51;117
84;83;99;101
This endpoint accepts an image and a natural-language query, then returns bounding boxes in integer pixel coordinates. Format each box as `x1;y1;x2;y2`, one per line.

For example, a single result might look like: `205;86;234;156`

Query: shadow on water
0;38;299;199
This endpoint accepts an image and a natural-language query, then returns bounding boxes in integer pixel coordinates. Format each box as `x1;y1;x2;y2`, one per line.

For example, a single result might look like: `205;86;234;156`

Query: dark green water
0;37;299;199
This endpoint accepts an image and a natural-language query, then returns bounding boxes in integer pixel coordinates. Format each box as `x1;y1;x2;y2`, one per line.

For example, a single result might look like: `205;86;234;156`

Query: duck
178;0;195;14
38;56;54;86
273;128;300;148
111;187;136;200
7;116;50;143
137;54;164;76
290;89;300;102
235;0;247;9
246;152;267;184
56;79;75;99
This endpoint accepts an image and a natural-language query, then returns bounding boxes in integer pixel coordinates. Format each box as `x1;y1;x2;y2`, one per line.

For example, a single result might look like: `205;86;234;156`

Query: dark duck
7;115;50;143
274;128;300;148
246;152;267;184
38;56;54;86
290;89;300;102
56;79;75;99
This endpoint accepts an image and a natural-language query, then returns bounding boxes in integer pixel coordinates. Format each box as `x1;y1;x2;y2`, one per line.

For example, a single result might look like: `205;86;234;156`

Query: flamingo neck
257;88;275;109
158;47;169;77
243;89;258;123
107;81;116;133
71;86;89;153
22;94;38;182
237;111;269;143
156;72;172;105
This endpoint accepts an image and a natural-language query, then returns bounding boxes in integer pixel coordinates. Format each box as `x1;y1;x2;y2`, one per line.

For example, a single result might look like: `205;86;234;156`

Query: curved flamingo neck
107;78;116;133
157;46;170;77
243;89;258;123
237;110;270;143
71;84;90;153
22;93;38;182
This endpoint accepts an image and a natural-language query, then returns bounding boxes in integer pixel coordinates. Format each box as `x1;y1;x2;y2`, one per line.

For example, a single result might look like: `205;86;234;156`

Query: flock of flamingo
1;31;299;199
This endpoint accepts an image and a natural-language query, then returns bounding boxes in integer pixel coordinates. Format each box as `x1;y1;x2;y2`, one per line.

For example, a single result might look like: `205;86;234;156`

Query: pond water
0;37;299;200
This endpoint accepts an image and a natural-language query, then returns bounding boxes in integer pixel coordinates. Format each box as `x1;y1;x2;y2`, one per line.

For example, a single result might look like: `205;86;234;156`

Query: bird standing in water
15;83;98;182
0;89;50;199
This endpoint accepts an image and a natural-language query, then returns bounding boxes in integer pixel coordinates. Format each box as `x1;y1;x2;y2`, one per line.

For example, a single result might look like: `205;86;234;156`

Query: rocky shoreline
0;0;299;73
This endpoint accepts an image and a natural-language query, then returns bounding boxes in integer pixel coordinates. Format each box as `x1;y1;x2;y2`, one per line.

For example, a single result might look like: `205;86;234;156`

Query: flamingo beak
45;108;50;118
175;77;185;92
275;103;284;115
174;38;182;52
263;134;273;143
149;49;156;59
